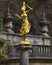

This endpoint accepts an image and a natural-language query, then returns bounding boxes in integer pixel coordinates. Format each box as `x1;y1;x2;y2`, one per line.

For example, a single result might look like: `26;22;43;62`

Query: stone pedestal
18;44;32;65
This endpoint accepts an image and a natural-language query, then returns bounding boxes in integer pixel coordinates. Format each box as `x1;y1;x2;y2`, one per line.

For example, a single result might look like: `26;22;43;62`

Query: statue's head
21;1;26;11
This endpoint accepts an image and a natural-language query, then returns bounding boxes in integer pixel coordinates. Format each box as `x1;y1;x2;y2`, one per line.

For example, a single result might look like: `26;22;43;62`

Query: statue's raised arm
15;14;21;20
26;4;33;14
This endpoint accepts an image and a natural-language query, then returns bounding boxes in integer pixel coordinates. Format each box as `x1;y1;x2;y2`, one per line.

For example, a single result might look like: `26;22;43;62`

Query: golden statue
15;1;33;44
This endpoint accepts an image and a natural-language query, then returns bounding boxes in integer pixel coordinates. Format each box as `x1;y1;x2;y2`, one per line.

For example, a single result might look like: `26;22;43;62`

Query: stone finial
3;7;14;33
39;12;49;37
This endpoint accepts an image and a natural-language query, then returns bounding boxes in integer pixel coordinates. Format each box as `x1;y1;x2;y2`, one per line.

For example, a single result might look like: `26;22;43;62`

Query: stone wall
0;33;51;45
30;63;52;65
1;62;52;65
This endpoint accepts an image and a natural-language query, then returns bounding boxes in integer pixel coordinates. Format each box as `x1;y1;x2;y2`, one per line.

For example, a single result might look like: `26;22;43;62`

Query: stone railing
7;45;52;59
0;32;52;59
32;45;52;59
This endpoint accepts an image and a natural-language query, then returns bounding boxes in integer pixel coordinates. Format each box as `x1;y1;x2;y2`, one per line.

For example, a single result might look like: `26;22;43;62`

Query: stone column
18;44;32;65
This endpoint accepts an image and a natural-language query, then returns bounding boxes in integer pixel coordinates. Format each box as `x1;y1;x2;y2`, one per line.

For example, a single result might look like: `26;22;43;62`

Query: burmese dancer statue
15;1;33;44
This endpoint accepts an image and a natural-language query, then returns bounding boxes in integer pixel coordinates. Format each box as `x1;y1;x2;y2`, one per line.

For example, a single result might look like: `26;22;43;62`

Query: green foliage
0;39;5;48
0;39;9;61
0;13;4;19
0;54;8;61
